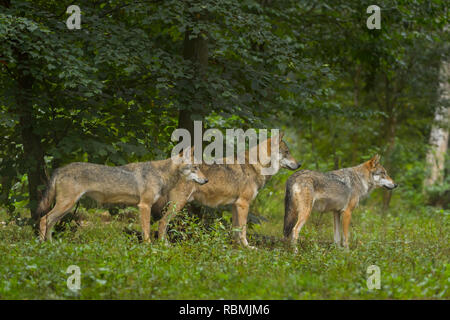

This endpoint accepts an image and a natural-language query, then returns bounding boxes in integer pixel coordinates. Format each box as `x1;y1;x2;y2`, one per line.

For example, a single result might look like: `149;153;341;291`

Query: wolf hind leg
40;197;79;242
138;201;153;243
287;185;313;253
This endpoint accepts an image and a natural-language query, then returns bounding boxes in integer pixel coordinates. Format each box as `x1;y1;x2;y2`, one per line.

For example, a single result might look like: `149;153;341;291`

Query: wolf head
174;147;208;185
365;154;398;190
259;132;301;175
279;135;301;170
274;132;301;170
180;163;208;185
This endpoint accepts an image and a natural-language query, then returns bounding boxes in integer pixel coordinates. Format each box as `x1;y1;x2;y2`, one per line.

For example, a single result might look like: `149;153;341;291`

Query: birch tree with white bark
424;58;449;188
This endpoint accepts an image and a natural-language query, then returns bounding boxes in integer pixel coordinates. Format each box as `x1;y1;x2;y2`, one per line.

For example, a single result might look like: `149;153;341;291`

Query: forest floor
0;204;448;299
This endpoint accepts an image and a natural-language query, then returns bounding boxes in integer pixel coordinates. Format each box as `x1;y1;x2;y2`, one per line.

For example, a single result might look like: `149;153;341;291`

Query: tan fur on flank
152;133;301;248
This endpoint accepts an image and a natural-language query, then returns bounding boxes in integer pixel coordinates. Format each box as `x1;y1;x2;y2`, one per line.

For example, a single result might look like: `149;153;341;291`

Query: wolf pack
38;132;397;251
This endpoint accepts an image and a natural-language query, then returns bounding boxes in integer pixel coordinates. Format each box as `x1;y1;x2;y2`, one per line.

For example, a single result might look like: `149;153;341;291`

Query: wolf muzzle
290;162;302;170
385;183;398;190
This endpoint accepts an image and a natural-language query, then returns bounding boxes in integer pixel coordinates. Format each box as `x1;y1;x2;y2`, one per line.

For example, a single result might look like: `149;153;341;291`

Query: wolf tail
283;182;296;238
37;170;58;217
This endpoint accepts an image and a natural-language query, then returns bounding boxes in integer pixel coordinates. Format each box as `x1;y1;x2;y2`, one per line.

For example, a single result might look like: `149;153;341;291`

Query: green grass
0;203;449;299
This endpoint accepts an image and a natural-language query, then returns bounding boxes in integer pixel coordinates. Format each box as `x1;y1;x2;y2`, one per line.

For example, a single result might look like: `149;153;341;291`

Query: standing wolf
284;154;397;250
152;133;301;248
38;151;208;242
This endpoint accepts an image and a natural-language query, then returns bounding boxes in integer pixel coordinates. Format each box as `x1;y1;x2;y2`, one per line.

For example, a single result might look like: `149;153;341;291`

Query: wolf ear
267;131;283;151
176;146;195;162
368;154;381;168
264;131;283;154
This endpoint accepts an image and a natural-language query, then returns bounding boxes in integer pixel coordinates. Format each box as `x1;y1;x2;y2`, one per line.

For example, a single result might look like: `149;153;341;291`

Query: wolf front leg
138;199;154;243
342;211;351;249
158;195;188;244
232;199;255;249
341;200;357;249
333;211;342;246
286;188;313;253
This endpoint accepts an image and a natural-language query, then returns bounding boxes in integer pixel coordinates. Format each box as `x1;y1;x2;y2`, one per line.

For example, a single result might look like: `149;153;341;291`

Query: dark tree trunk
351;65;361;164
0;0;10;8
381;75;397;210
1;0;47;226
0;175;13;213
333;132;339;170
178;19;208;138
16;52;48;226
382;114;397;210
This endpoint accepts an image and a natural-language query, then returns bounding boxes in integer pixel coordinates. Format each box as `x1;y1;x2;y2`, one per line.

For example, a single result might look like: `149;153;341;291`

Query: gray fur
38;156;207;242
284;155;397;249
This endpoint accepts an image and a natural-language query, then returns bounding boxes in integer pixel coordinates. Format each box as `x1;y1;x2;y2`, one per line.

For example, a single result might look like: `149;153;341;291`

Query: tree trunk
424;60;450;188
16;53;48;226
178;21;208;138
1;0;47;226
351;65;361;164
0;0;10;8
0;175;14;213
382;113;397;209
381;75;397;210
177;18;209;218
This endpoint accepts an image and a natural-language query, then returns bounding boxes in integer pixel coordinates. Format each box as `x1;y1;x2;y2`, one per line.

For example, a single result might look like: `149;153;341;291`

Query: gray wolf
38;152;208;242
152;133;301;248
284;154;397;250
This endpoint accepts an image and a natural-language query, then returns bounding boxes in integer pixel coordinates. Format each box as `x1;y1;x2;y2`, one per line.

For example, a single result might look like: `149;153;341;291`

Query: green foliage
0;0;448;300
0;205;448;299
1;0;448;213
